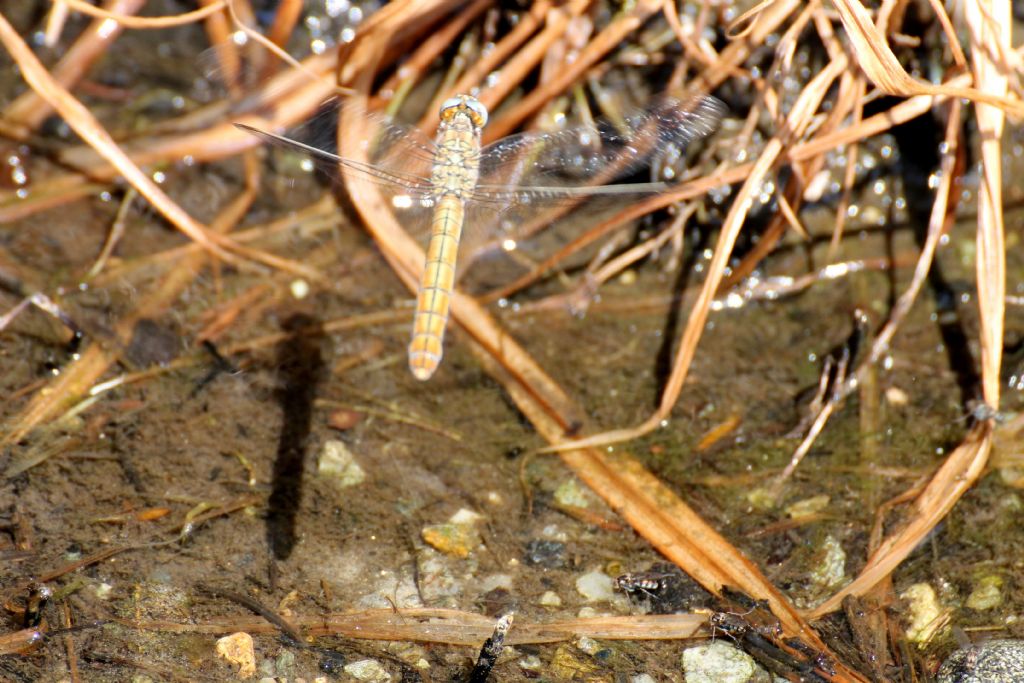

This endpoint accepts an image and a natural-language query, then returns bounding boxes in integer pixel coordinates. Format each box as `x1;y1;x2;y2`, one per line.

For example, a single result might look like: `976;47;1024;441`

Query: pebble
524;539;566;568
356;567;423;609
554;478;595;508
449;508;485;525
576;636;601;655
275;650;296;676
809;534;847;591
416;549;471;605
326;408;363;431
479;573;513;592
538;590;562;608
576;570;616;603
421;509;484;558
289;278;310;299
215;632;256;679
939;639;1024;682
550;644;597;679
344;658;392;682
518;654;543;672
885;386;909;405
317;440;365;487
965;574;1004;610
902;583;949;644
681;640;756;683
784;494;830;519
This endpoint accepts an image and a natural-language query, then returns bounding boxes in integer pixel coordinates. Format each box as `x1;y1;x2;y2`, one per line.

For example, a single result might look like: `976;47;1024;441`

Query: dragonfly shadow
267;313;326;561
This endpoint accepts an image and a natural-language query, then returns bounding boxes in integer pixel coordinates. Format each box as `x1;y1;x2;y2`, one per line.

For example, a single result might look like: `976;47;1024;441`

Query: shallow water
3;2;1024;681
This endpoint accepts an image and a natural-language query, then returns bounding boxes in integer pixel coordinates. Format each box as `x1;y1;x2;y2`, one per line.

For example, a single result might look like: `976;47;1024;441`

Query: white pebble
576;570;615;602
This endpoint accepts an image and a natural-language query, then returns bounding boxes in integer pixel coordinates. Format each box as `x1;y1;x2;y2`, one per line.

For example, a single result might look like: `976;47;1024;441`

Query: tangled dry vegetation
1;0;1022;681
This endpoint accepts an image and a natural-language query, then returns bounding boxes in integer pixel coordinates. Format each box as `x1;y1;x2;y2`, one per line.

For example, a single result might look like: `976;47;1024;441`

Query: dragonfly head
439;95;488;128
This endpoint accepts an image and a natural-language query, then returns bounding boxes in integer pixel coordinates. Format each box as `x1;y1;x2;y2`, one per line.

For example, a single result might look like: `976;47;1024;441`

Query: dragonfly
237;93;724;380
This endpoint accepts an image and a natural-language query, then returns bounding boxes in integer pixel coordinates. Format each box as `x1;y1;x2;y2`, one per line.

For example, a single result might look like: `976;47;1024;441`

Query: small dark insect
614;571;672;598
709;611;752;637
613;564;712;614
709;610;830;683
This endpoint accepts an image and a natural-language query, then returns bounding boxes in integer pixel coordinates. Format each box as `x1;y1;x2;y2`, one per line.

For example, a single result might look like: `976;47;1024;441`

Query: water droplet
326;0;350;17
97;18;118;39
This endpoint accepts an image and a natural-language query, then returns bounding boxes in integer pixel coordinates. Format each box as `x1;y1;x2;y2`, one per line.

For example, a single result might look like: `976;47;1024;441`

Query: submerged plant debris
2;1;1024;681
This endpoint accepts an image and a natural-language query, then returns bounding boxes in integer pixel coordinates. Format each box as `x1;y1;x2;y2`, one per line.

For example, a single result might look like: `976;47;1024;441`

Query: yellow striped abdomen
408;195;465;380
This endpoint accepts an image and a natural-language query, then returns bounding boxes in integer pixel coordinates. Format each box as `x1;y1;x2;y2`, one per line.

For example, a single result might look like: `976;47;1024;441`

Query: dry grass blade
924;0;967;67
541;54;848;454
483;79;966;305
831;0;1024;116
811;422;991;618
809;0;1012;609
0;20;322;279
5;1;1019;679
684;0;800;97
1;152;261;447
466;0;586;118
965;0;1008;408
0;14;241;268
429;0;552;113
482;0;663;142
126;609;706;644
56;0;227;29
0;628;44;655
263;0;303;56
43;0;69;47
3;0;146;132
379;0;491;123
335;17;867;683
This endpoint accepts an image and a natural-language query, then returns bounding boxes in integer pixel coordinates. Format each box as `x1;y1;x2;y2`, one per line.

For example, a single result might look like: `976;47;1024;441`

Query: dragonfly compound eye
439;95;488;128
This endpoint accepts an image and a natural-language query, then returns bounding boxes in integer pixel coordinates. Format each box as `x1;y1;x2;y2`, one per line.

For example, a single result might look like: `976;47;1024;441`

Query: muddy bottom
4;3;1024;682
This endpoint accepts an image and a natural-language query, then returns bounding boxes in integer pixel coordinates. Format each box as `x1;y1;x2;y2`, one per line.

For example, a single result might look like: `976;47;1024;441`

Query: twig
195;584;306;645
0;13;244;268
468;613;513;683
57;0;227;29
4;0;146;132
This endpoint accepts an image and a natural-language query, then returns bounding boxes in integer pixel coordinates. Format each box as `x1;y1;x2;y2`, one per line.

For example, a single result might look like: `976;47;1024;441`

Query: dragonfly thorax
430;107;483;200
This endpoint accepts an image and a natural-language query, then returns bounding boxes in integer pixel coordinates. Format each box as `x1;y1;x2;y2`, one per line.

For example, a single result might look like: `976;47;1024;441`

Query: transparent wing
456;96;723;259
236;113;440;248
237;123;436;198
238;95;724;280
237;97;439;203
471;96;725;206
